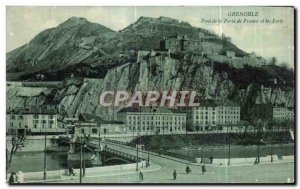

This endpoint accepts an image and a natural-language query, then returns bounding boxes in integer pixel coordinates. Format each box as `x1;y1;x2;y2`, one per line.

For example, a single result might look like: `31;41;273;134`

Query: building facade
160;34;223;55
272;107;294;121
74;114;126;137
6;108;61;135
251;104;294;123
117;107;186;134
186;100;240;131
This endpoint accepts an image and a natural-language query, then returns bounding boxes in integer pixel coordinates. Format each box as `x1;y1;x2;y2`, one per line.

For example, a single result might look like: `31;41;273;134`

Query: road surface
53;141;294;184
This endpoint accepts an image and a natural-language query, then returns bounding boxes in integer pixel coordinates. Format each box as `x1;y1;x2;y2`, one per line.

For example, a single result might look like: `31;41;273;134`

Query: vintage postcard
6;6;295;184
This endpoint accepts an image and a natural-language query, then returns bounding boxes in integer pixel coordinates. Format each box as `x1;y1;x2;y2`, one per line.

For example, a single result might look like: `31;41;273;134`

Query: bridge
55;136;144;165
78;138;294;184
50;136;294;183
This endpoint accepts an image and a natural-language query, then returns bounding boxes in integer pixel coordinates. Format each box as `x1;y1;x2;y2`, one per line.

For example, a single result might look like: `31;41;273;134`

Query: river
168;143;294;159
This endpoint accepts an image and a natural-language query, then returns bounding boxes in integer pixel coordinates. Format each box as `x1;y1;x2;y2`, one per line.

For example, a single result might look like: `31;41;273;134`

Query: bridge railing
105;139;129;146
104;147;145;162
163;151;194;162
104;139;194;162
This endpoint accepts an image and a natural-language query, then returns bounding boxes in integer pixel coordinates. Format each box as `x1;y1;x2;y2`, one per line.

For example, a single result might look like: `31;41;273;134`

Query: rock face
6;53;294;119
6;17;116;80
6;16;247;81
6;16;294;119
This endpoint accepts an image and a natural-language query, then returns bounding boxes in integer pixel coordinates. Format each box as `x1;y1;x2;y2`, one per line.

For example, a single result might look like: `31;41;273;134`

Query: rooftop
7;107;58;115
78;113;124;124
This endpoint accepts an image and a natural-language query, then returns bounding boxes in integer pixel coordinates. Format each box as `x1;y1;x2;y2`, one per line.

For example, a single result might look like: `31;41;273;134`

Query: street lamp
80;143;83;183
136;106;141;171
78;136;88;183
270;128;273;162
227;137;231;166
41;108;47;180
256;136;262;164
98;124;101;146
200;147;203;163
226;125;231;166
132;125;135;149
147;142;150;166
83;145;86;176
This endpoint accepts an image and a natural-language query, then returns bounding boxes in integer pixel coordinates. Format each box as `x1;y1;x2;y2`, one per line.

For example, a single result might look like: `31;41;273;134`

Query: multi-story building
186;100;240;131
117;107;186;134
186;100;217;131
160;34;223;55
251;104;294;123
272;107;294;121
74;113;126;136
215;100;241;125
6;108;62;135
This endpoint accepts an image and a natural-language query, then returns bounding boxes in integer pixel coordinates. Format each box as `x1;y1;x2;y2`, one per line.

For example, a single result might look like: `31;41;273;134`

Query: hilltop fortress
129;16;267;69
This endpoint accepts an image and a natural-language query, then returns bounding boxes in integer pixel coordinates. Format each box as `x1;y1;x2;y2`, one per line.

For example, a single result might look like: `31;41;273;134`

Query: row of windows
33;115;55;119
218;111;240;115
218;116;240;119
195;115;240;120
273;113;294;116
10;115;23;120
273;109;293;112
194;119;239;125
33;120;54;124
10;115;55;120
218;107;240;110
127;115;185;121
128;121;185;126
194;106;240;111
33;124;55;129
9;122;55;128
194;121;216;125
194;110;239;115
129;126;184;131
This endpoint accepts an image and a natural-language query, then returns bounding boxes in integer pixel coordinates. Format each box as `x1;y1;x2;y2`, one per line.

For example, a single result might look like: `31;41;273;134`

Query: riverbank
130;132;293;150
8;160;160;184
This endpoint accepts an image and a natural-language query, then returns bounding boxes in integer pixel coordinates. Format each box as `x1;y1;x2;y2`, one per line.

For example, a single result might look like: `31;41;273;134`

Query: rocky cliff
6;16;247;81
6;53;294;119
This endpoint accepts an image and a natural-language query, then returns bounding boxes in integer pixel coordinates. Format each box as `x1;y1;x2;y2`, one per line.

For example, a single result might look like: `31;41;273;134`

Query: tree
279;62;289;69
7;135;26;170
269;57;277;66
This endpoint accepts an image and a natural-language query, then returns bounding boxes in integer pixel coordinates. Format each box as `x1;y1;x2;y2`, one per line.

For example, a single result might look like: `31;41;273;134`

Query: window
92;128;98;134
34;115;39;119
34;124;37;128
81;129;85;133
19;115;23;120
11;115;15;120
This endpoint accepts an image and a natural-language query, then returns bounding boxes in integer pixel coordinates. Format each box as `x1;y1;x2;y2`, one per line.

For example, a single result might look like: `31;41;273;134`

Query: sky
6;6;294;67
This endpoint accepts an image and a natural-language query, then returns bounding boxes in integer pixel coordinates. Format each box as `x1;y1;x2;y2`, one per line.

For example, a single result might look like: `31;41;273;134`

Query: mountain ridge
6;16;281;81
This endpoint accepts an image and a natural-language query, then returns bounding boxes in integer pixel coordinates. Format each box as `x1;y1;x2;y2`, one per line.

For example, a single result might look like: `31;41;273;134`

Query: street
53;142;294;184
